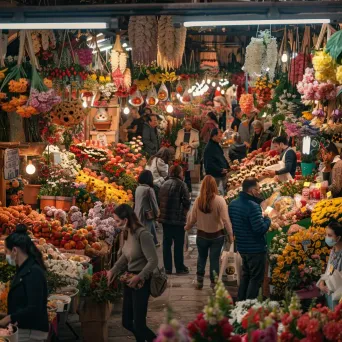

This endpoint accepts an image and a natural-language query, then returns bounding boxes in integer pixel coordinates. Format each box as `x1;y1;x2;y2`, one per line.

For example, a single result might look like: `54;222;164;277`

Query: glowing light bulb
123;107;130;115
221;90;225;95
206;79;211;84
212;82;216;87
166;104;174;113
281;53;288;63
26;161;36;175
201;80;205;84
217;86;221;91
82;100;88;108
176;93;181;99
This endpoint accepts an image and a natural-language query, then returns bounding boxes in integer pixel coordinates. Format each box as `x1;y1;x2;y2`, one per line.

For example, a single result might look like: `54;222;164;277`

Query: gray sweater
110;228;158;280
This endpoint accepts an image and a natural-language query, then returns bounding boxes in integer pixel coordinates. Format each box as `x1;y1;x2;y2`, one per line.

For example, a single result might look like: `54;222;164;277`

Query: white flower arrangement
99;83;117;100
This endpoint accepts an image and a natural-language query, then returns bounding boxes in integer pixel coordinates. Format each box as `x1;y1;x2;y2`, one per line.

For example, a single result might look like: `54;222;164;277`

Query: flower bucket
23;184;41;206
55;196;73;211
79;298;113;342
3;325;18;342
40;196;56;210
301;162;315;176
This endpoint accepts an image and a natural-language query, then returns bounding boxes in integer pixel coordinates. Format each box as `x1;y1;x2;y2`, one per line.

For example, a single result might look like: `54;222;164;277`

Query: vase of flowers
78;272;121;342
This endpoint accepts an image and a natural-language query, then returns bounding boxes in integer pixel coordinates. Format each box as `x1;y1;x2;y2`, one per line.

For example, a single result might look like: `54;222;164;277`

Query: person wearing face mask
228;178;271;301
317;221;342;310
107;204;158;342
0;224;49;342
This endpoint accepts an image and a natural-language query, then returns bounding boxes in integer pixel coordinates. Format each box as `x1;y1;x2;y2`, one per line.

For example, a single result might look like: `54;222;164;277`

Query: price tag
327;191;332;199
301;239;311;252
316;183;321;189
304;182;311;187
4;148;19;180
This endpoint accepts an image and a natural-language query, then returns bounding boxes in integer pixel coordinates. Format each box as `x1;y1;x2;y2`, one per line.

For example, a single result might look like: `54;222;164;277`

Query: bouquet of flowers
311;198;342;228
78;271;120;303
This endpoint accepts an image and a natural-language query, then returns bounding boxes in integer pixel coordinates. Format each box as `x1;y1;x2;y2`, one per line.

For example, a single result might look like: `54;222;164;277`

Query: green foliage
116;173;138;194
0;261;16;283
325;30;342;61
46;271;68;294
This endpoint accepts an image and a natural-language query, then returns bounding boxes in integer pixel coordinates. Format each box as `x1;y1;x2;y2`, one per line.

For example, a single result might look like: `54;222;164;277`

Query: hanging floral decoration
289;53;310;86
239;94;254;114
312;50;336;83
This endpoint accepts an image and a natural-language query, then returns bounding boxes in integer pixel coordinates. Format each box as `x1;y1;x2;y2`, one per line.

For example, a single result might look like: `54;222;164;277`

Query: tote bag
218;242;242;286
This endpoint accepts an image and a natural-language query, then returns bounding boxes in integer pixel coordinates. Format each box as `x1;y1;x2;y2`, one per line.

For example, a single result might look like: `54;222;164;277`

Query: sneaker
165;270;172;275
176;267;189;275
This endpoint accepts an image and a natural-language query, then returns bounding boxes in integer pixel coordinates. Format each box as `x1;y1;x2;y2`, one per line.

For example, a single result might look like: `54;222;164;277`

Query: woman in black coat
0;224;49;341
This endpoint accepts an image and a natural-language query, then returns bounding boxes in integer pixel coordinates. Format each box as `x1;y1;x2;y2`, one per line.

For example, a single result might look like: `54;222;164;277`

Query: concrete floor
58;184;238;341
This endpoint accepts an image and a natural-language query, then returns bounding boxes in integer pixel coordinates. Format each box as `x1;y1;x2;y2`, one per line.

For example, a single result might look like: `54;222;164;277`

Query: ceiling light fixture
0;22;109;29
183;19;330;27
99;45;112;52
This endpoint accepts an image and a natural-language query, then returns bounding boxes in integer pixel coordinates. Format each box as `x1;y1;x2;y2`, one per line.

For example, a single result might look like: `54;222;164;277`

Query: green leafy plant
46;271;68;294
0;262;15;283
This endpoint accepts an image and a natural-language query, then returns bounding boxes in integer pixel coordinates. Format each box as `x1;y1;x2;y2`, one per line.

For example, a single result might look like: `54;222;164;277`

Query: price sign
4;148;19;180
327;191;332;199
304;182;311;187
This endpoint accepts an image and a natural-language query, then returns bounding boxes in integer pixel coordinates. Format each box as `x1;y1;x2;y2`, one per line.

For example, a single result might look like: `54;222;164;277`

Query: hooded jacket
229;143;247;162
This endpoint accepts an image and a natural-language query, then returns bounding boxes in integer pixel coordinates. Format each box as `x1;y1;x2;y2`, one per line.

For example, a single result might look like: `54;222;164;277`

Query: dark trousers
238;252;267;301
196;236;224;283
162;224;185;272
122;279;156;342
184;170;192;193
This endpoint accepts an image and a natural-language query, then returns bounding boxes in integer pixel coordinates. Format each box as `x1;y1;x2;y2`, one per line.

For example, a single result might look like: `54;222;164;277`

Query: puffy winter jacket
158;177;191;226
228;192;271;254
229;143;247;162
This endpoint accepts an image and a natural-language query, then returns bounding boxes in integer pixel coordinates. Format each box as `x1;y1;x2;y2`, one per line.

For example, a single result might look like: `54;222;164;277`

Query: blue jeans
196;236;224;283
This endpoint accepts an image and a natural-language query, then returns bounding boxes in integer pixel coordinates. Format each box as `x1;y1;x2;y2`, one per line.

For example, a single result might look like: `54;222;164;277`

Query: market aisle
59;184;237;341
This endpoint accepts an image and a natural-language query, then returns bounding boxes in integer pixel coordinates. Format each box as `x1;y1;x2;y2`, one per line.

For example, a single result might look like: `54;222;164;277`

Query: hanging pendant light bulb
217;86;221;91
281;53;288;63
212;82;216;87
26;160;36;175
166;104;174;113
123;107;130;115
221;90;225;95
206;79;211;84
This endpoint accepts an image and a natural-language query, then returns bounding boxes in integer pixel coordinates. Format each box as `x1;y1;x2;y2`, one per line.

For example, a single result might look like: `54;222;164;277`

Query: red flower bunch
187;313;240;342
173;159;188;172
241;307;271;331
103;162;126;178
47;64;87;82
86;271;119;303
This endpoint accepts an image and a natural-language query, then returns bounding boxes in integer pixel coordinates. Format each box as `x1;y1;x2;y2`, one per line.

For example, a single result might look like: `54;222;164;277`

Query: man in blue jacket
229;177;271;301
203;128;228;194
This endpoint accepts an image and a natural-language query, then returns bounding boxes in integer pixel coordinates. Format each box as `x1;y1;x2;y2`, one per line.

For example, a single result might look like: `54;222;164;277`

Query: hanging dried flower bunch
128;16;158;65
110;35;131;91
157;16;187;70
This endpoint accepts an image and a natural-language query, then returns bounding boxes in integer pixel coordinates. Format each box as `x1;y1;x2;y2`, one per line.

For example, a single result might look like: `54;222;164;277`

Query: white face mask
6;254;16;267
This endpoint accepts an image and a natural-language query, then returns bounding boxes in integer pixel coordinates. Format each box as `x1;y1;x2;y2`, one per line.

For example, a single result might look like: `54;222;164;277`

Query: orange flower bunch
44;78;53;89
10;95;28;107
1;102;16;112
0;282;9;313
239;93;254;114
0;92;7;101
8;78;28;93
16;105;38;118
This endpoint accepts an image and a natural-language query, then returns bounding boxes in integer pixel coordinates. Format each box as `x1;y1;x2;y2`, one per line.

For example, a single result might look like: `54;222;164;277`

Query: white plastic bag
218;242;242;286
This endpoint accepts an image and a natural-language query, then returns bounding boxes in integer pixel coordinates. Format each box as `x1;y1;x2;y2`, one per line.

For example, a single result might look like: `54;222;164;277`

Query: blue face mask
325;236;338;247
6;254;16;267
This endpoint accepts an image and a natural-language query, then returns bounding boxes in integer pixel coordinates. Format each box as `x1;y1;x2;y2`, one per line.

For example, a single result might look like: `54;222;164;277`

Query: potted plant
54;168;76;212
300;153;316;177
78;272;121;342
39;184;57;209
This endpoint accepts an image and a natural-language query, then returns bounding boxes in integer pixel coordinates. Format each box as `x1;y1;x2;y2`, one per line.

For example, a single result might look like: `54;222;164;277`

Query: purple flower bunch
76;48;93;67
155;321;190;342
331;108;342;120
312;108;325;118
29;88;61;113
284;121;301;137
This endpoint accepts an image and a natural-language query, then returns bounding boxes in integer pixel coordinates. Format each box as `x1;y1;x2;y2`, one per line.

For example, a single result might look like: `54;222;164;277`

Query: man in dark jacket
229;177;271;301
142;114;160;157
204;128;229;194
268;135;297;179
159;165;191;275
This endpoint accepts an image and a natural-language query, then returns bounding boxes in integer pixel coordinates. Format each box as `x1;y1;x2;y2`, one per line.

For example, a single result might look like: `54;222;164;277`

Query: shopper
175;119;200;193
185;175;234;289
229;178;271;301
228;132;247;162
268;135;297;179
108;204;158;342
200;111;219;143
203;128;229;194
0;224;49;341
142;114;160;157
126;108;145;140
231;106;242;132
238;110;257;146
317;221;342;310
134;170;160;246
322;142;342;198
159;165;191;275
145;147;173;200
248;120;273;152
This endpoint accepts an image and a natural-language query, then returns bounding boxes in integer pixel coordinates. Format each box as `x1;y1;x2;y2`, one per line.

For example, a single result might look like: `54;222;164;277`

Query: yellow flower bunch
311;198;342;227
254;76;277;90
148;72;163;84
312;51;336;82
99;75;111;84
0;68;8;80
336;65;342;85
135;79;150;92
161;71;178;83
302;111;313;121
76;170;132;205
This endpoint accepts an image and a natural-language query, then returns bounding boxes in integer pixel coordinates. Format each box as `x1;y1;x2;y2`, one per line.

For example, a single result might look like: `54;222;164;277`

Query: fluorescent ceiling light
99;45;112;52
0;22;108;29
183;19;330;27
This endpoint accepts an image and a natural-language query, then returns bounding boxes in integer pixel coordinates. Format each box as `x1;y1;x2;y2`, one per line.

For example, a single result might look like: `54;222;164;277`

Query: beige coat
175;128;200;160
